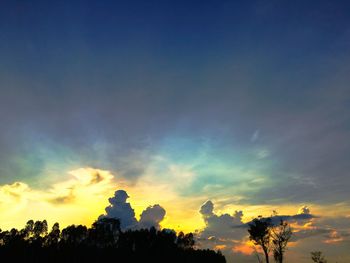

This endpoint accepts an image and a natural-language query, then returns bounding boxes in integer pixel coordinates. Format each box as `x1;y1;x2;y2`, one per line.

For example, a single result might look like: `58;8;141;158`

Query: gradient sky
0;1;350;262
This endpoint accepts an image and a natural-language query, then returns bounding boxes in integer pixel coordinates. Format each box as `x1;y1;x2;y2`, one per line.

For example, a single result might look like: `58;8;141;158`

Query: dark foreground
0;218;226;263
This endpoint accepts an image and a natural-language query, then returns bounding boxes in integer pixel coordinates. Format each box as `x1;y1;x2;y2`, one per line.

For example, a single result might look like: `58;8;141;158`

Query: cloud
0;182;30;201
49;188;75;205
0;167;116;230
89;172;104;184
243;206;316;228
66;168;114;187
0;182;32;214
0;168;168;232
139;204;166;229
99;190;138;230
263;213;316;226
232;242;256;256
99;190;166;230
197;200;253;262
324;229;350;244
298;205;310;215
292;228;331;241
200;200;214;217
291;213;350;244
198;200;246;242
196;203;342;262
251;130;259;142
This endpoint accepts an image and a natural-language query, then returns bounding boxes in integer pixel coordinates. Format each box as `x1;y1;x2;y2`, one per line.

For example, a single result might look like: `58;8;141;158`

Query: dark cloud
99;190;138;230
199;200;246;241
139;205;166;229
99;190;166;230
292;215;350;243
298;205;310;215
198;201;316;244
197;202;333;262
249;214;316;227
197;200;251;263
292;228;331;242
0;52;349;207
200;200;214;217
89;172;103;184
198;202;349;262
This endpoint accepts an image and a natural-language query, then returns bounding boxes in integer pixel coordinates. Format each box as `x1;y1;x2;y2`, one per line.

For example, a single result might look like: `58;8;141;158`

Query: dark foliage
0;219;225;263
248;217;293;263
311;251;328;263
248;217;272;263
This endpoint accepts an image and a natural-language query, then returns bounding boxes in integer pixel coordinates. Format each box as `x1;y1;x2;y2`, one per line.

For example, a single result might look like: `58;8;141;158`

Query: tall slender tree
248;217;272;263
271;220;292;263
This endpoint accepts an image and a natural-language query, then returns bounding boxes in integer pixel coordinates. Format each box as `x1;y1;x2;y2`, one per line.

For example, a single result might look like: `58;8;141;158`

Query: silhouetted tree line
0;218;225;263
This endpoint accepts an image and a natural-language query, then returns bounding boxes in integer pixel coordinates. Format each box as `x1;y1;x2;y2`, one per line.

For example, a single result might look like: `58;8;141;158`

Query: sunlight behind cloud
0;166;205;233
0;165;349;263
0;167;116;230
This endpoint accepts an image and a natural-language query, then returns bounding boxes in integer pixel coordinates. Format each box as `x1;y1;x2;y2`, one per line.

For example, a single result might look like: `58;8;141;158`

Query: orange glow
324;230;344;244
232;241;256;255
214;244;227;250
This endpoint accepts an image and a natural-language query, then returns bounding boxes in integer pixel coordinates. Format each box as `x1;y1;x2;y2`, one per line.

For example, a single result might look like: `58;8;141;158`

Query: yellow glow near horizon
0;166;348;241
0;168;116;230
0;167;205;233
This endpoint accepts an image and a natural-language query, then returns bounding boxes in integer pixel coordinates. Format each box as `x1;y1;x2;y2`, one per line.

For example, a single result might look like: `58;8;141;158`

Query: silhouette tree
271;220;292;263
89;218;121;247
0;219;226;263
45;222;60;247
177;232;195;249
60;225;88;246
33;220;48;240
23;219;34;240
35;220;47;237
248;217;272;263
311;251;328;263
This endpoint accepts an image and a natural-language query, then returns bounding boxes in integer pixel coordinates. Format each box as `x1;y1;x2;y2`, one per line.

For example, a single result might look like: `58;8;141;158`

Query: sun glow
0;167;204;233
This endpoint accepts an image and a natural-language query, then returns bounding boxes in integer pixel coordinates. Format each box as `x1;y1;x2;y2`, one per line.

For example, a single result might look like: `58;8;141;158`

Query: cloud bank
99;190;166;230
197;200;349;262
199;200;246;240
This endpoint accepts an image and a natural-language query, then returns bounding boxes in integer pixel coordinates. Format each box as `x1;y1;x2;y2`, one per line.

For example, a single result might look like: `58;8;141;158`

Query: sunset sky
0;1;350;262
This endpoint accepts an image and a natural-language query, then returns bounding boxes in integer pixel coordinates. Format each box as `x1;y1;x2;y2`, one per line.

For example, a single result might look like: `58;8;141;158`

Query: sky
0;0;350;262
